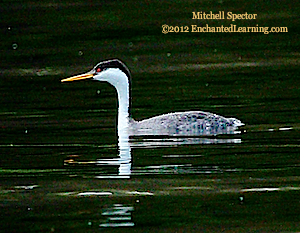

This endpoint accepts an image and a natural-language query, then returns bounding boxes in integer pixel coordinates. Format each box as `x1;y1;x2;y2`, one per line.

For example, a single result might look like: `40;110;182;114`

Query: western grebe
61;59;244;136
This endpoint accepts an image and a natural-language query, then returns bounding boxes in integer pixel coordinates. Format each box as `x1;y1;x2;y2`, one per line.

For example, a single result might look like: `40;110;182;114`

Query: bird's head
61;59;131;87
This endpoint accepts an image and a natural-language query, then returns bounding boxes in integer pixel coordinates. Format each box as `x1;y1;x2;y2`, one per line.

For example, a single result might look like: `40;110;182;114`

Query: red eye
96;68;101;72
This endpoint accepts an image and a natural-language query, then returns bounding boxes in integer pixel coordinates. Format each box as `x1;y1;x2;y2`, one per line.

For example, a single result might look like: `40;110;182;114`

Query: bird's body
130;111;241;135
62;59;244;136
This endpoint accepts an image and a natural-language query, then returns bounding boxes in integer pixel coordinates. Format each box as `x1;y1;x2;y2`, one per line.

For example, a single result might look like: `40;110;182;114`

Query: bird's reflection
95;128;132;178
63;126;242;178
100;204;134;228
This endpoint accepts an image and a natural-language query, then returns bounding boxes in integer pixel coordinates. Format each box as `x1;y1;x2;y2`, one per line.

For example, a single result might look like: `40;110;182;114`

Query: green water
1;1;300;232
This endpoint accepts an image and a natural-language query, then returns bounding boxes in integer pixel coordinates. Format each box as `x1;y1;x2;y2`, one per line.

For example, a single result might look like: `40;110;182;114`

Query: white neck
96;69;130;135
116;79;130;133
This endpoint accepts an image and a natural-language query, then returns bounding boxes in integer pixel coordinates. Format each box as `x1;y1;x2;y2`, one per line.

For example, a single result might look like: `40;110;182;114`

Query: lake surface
1;1;300;232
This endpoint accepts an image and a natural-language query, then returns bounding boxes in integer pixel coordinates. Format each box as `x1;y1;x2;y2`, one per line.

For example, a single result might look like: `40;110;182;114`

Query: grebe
61;59;244;136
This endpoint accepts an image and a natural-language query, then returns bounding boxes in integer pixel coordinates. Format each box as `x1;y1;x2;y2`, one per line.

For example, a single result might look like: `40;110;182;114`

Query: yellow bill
61;73;93;82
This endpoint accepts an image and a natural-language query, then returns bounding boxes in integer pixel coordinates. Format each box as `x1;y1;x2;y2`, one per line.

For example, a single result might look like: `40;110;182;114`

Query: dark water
1;1;300;232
